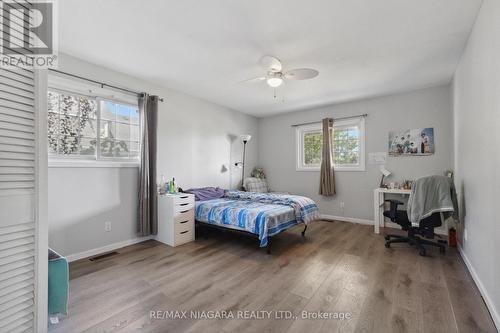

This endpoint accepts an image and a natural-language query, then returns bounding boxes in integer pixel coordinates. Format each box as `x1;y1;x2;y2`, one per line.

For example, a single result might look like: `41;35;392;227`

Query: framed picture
388;127;434;156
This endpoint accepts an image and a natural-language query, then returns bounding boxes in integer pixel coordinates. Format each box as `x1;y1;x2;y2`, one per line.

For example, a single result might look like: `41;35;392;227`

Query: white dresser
157;193;195;247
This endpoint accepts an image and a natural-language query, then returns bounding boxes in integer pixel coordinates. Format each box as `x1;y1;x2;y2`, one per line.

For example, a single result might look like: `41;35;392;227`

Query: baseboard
66;236;153;262
320;214;448;236
458;245;500;331
321;214;374;226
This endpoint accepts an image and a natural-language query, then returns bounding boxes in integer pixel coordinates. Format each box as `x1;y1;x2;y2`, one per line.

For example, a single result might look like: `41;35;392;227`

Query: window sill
49;159;140;168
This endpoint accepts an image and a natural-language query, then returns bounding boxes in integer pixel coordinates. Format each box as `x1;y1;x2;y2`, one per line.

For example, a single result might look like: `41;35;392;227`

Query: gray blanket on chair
407;175;457;224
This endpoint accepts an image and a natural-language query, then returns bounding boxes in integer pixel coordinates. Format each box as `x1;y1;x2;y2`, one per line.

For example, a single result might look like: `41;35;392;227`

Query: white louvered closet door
0;0;47;330
0;66;38;332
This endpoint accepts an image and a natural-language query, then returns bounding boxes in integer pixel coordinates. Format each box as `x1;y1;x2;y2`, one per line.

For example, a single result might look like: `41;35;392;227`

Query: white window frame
295;117;365;172
47;86;141;168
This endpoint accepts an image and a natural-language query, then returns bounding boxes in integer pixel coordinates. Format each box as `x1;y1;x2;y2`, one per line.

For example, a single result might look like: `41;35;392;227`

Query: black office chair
383;199;445;256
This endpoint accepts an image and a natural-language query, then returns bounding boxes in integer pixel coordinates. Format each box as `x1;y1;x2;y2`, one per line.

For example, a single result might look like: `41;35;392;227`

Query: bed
194;190;320;252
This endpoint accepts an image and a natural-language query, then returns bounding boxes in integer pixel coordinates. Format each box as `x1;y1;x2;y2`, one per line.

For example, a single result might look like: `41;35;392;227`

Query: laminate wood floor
49;221;497;333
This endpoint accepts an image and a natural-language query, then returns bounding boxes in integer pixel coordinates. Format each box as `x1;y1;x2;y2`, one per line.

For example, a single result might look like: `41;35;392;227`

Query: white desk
373;188;411;234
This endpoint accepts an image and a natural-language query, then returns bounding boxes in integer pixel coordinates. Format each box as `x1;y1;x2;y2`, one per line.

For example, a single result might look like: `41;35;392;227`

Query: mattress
195;191;320;246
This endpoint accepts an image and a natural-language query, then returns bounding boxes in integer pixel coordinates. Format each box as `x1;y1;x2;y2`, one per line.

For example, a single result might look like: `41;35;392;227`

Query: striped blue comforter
195;191;320;247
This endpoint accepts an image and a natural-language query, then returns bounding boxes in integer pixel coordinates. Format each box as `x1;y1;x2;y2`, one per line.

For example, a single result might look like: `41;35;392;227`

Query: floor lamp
235;134;251;190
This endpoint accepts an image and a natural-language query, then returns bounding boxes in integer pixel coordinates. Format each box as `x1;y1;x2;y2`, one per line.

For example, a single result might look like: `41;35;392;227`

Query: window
48;90;140;163
296;117;365;171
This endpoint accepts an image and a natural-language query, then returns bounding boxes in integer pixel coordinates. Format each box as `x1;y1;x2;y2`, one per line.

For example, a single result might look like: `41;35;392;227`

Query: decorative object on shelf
234;134;252;189
402;179;413;190
168;177;177;194
158;174;167;194
379;166;392;188
388;127;435;156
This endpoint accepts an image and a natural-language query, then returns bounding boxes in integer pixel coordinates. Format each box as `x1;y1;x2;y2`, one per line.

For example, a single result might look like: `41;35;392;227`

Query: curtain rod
291;113;367;127
48;69;164;102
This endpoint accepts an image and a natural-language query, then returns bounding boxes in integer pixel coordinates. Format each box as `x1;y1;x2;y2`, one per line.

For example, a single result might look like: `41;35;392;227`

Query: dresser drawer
174;194;194;205
174;201;194;213
175;228;195;246
174;209;194;222
175;219;193;232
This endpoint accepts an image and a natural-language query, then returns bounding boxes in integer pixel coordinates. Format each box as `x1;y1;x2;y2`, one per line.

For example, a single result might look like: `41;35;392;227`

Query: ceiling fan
243;55;319;88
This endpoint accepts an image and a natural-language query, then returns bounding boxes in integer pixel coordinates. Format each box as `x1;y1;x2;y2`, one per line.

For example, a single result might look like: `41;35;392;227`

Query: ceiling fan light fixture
266;77;283;88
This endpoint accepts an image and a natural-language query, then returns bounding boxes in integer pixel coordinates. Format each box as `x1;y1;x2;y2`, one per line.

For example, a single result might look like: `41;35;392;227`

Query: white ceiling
58;0;482;117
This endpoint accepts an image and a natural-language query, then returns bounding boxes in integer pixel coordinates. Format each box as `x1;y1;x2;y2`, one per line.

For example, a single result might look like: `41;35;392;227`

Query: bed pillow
243;177;269;193
183;187;225;201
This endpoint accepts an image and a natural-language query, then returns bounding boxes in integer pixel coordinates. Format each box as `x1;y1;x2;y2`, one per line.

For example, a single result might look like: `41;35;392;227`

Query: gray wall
49;54;258;257
453;0;500;327
258;85;453;220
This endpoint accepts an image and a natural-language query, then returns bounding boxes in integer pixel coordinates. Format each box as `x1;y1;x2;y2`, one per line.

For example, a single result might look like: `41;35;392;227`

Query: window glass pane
47;112;59;154
80;119;97;138
130;124;139;142
333;125;360;165
114;140;130;157
130;107;139;125
47;91;99;158
100;138;114;157
116;104;131;123
58;136;79;155
100;139;129;158
60;94;79;116
100;120;115;139
101;101;116;120
116;122;130;141
303;131;322;165
129;141;139;159
79;98;97;119
48;91;59;113
57;114;80;156
79;138;97;156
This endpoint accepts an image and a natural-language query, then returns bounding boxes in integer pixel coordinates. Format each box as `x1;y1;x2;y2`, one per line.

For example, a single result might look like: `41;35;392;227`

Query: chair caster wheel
385;242;390;248
384;235;390;241
439;247;446;254
419;248;426;256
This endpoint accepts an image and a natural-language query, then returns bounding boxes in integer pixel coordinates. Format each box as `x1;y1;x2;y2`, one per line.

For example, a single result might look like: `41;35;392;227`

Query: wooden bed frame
195;221;307;254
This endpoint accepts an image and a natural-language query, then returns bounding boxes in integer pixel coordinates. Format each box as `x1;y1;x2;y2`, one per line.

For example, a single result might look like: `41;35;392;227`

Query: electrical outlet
340;201;345;209
464;228;468;242
105;221;112;232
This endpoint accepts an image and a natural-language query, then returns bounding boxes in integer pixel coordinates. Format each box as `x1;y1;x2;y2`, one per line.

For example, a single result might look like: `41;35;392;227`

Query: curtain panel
138;94;159;236
319;118;336;196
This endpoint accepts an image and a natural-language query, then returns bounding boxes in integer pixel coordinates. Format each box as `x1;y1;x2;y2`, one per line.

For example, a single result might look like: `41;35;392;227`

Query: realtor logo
0;0;58;68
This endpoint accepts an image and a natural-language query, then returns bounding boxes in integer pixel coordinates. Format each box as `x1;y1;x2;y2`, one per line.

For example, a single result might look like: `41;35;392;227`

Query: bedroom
0;0;499;332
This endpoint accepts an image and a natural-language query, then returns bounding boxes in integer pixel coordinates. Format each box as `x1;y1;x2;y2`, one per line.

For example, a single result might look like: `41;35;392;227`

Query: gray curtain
319;118;336;196
138;94;159;236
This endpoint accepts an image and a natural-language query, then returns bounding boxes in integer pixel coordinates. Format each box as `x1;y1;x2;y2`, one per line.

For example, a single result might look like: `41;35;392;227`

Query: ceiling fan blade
239;76;266;84
284;68;319;80
260;55;282;72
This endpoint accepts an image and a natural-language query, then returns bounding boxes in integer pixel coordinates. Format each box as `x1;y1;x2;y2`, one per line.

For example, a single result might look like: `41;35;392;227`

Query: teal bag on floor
48;249;68;316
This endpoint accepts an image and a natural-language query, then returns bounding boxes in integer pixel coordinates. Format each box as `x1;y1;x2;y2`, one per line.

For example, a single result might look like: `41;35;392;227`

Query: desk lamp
379;166;391;188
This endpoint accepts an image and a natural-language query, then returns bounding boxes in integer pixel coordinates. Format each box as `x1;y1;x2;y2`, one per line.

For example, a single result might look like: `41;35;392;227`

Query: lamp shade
240;134;252;143
380;165;391;177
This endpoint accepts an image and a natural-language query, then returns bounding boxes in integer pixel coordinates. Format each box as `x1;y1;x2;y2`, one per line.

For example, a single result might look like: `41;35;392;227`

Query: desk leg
374;191;380;234
378;192;385;232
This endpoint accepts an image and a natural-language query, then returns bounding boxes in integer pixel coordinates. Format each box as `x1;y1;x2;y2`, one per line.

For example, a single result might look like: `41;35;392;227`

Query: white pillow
243;177;268;193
